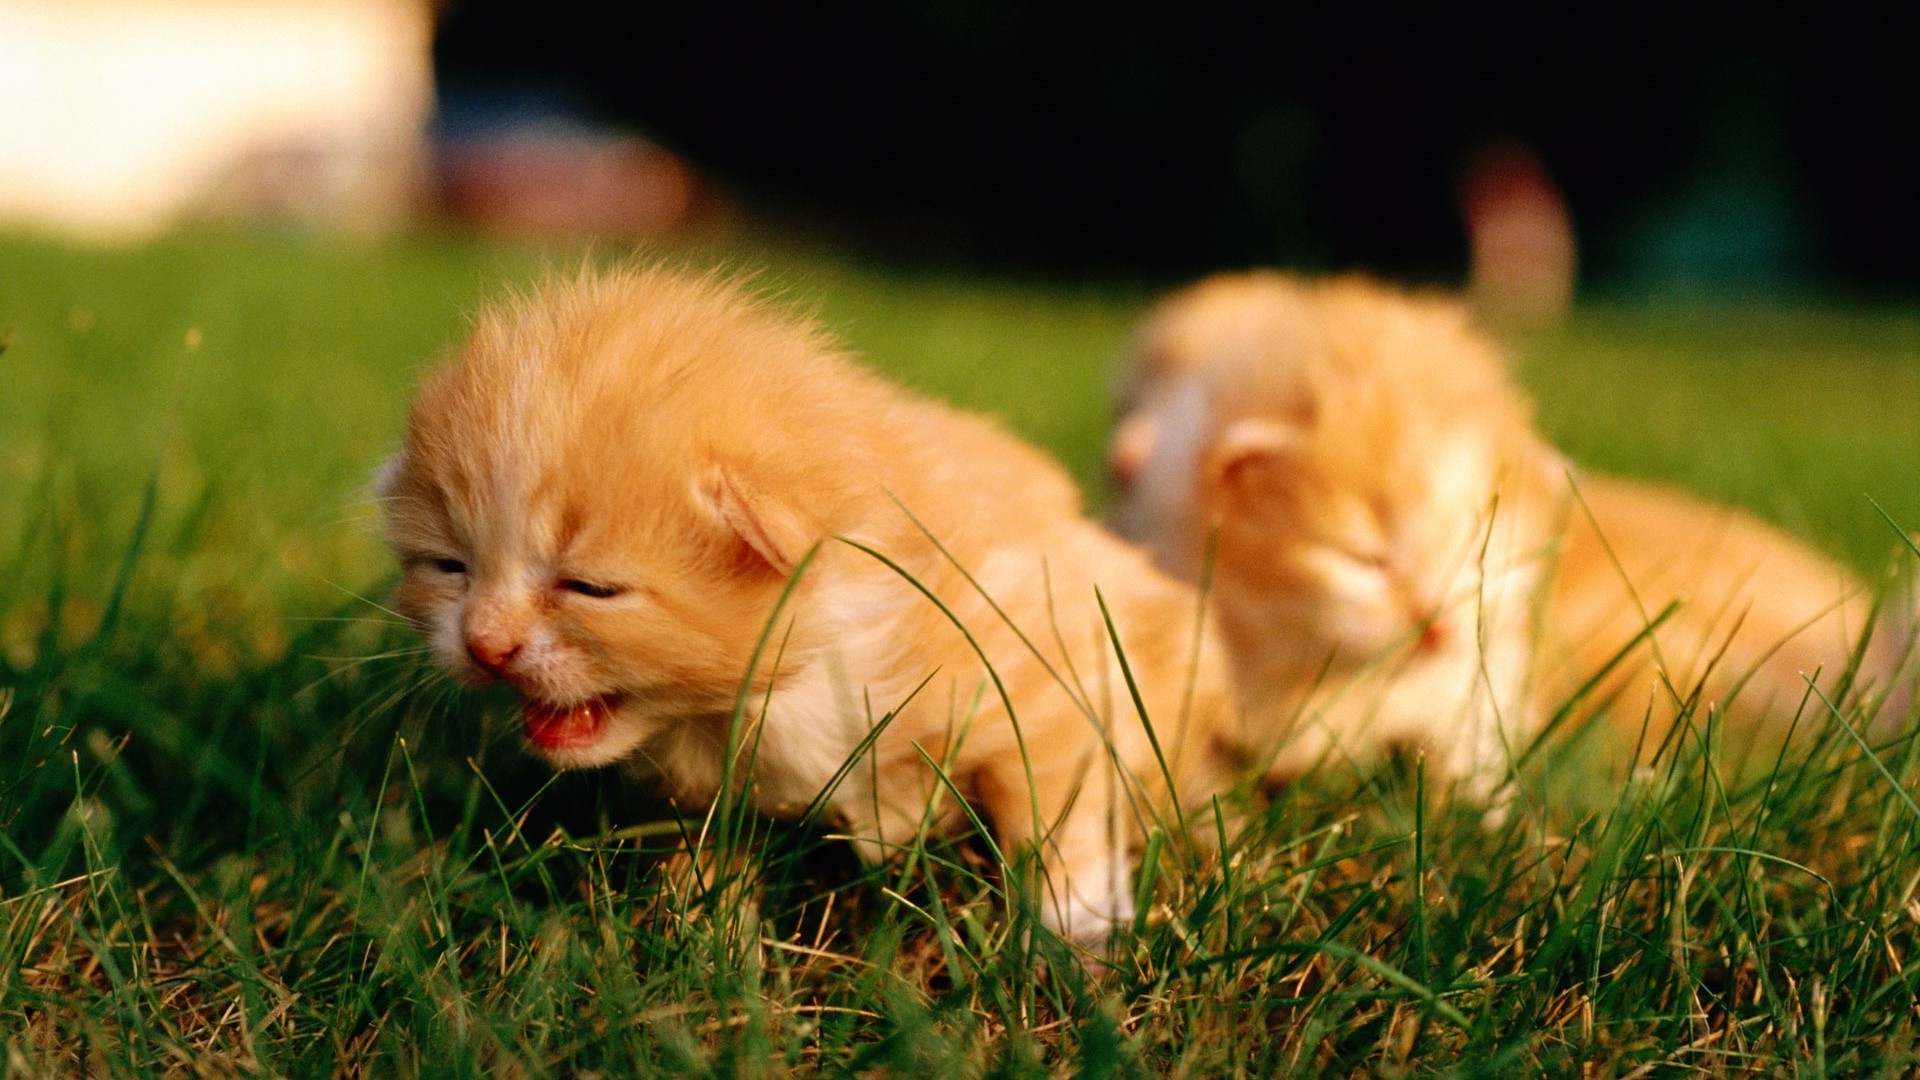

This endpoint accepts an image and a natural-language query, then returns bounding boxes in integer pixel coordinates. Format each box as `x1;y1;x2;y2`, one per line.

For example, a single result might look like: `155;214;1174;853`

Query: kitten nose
1405;588;1443;645
1409;601;1449;653
466;633;522;676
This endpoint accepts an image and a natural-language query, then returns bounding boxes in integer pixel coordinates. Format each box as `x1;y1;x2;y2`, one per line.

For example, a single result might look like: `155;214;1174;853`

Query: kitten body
380;267;1237;942
1110;271;1900;793
1547;472;1901;751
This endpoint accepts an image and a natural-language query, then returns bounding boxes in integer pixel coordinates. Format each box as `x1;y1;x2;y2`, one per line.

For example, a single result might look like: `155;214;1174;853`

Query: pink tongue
522;697;609;749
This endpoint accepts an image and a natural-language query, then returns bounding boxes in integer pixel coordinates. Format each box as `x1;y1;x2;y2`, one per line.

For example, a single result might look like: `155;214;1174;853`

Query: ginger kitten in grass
1109;271;1904;798
1112;273;1566;797
378;265;1238;945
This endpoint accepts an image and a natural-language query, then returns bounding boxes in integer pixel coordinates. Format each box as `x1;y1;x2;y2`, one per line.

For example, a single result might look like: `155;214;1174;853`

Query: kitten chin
379;265;1241;948
1110;271;1899;798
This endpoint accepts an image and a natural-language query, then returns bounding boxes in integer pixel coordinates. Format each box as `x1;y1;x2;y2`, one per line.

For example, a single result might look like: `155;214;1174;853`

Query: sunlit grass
2;230;1917;1074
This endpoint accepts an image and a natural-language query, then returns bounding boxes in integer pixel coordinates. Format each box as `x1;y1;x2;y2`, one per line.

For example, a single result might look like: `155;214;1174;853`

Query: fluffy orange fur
1112;273;1564;797
1109;270;1903;795
379;266;1238;943
1546;474;1902;755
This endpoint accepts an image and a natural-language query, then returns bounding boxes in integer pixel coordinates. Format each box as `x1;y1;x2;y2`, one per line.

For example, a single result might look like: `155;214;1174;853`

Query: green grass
2;230;1918;1075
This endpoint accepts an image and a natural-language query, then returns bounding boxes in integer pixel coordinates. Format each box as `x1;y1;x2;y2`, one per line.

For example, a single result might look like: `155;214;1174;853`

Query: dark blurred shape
1613;94;1809;292
436;90;729;240
1461;142;1575;331
434;2;1919;287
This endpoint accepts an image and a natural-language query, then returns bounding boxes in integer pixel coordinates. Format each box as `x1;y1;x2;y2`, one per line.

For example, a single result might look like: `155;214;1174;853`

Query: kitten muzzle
522;692;620;751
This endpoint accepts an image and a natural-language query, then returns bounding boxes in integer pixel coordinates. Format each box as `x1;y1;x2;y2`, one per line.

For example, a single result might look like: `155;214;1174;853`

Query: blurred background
5;0;1919;569
442;0;1919;293
4;0;1916;295
2;0;1916;575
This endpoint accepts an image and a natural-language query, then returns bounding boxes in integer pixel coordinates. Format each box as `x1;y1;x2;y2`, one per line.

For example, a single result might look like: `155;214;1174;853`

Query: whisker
317;576;411;624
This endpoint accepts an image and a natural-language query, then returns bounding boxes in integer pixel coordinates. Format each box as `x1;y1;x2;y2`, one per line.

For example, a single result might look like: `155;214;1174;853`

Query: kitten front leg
973;751;1134;948
1447;722;1519;826
831;764;957;868
1255;715;1343;785
1441;640;1537;824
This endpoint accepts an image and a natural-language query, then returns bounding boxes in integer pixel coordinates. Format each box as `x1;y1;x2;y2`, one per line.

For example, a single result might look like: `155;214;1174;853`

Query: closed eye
558;578;624;599
429;557;467;575
1324;542;1390;571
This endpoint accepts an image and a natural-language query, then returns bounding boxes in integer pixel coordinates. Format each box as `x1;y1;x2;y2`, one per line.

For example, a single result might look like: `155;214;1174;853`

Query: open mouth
521;692;620;751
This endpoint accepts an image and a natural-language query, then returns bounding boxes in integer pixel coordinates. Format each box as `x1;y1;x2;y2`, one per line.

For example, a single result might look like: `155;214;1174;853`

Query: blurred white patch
0;0;433;239
1112;377;1210;574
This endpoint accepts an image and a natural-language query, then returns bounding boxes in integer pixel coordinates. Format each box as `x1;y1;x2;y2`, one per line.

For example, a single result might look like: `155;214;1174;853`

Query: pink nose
466;634;522;676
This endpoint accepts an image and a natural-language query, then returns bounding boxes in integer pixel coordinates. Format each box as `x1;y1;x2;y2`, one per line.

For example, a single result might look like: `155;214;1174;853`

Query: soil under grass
2;230;1917;1075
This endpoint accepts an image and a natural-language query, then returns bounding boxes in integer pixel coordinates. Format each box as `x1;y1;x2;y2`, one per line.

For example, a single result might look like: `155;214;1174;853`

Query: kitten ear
1205;418;1300;502
694;464;817;577
371;451;408;499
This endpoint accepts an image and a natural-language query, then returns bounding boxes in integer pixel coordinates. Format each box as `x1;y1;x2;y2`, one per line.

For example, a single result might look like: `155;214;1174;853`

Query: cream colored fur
380;266;1239;945
1110;271;1902;797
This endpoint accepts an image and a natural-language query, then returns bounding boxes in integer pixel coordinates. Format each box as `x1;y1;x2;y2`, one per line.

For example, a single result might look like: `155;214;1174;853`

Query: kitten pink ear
1206;418;1300;501
371;451;409;499
694;464;818;577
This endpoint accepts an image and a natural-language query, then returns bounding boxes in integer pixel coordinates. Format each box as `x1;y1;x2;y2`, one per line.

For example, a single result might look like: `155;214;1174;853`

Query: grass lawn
2;230;1917;1075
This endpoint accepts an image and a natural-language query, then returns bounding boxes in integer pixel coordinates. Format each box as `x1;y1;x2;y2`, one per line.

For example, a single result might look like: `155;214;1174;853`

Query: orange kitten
378;266;1237;944
1112;272;1565;798
1110;271;1902;795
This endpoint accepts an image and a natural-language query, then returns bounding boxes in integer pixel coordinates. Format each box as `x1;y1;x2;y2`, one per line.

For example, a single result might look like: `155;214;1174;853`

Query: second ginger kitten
1110;271;1907;797
379;266;1238;945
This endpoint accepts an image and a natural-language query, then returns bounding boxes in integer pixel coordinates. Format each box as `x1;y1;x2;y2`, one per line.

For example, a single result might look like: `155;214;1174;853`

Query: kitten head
378;266;871;769
1111;272;1565;669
